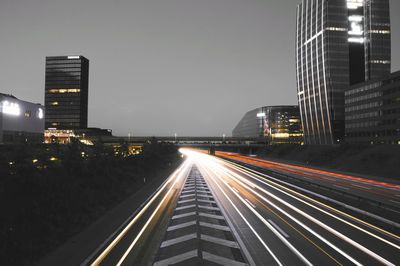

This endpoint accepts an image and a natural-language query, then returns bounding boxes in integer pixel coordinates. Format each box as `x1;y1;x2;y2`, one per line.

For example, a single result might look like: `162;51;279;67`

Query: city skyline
1;0;400;136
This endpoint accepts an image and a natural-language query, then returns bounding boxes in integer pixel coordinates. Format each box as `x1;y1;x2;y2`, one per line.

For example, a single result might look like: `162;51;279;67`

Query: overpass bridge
96;135;267;146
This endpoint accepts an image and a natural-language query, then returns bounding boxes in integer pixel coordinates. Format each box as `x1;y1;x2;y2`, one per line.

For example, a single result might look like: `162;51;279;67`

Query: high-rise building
296;0;391;144
45;55;89;129
232;106;303;144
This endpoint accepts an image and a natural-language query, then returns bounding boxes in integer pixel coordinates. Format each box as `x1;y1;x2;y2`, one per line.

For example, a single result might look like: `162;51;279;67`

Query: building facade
0;93;44;144
345;71;400;144
232;106;303;144
296;0;391;144
45;55;89;129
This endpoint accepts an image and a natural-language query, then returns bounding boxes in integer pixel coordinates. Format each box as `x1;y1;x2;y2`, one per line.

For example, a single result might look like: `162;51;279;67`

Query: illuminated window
48;88;80;93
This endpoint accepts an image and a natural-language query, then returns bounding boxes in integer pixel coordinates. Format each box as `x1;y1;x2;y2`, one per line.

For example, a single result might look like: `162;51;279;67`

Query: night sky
1;0;399;136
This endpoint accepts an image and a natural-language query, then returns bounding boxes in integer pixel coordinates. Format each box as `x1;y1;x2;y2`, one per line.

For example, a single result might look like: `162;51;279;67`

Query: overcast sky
1;0;399;136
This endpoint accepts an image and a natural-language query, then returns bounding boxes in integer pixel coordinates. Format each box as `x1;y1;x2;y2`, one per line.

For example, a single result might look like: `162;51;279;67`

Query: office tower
295;0;391;144
345;71;400;144
45;55;89;129
232;106;303;144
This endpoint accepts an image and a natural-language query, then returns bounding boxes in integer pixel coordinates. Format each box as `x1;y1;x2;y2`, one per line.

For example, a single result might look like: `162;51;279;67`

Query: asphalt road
88;149;400;265
216;151;400;211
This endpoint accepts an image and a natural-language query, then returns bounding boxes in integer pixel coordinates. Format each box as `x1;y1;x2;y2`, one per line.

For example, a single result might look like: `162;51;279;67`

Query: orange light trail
216;152;400;190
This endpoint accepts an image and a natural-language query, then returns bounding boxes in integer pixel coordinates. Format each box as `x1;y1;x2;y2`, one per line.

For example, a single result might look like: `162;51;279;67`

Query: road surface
87;149;400;265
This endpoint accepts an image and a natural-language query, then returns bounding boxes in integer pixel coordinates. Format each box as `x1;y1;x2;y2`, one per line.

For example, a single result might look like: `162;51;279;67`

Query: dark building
345;71;400;144
232;106;303;144
296;0;391;144
45;55;89;129
0;93;44;144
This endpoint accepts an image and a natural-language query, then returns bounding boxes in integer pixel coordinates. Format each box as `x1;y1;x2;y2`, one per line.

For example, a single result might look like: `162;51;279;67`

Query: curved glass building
295;0;391;144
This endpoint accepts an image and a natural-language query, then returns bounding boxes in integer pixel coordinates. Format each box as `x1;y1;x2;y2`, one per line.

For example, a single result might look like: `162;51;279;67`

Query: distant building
0;93;44;144
45;55;89;130
296;0;391;144
345;71;400;144
233;106;303;144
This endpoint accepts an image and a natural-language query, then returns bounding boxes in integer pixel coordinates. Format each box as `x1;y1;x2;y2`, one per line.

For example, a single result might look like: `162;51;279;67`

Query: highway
215;151;400;213
87;149;400;265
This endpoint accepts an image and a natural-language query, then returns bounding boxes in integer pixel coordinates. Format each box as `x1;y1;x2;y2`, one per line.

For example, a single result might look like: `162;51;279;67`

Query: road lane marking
218;164;393;266
167;220;197;231
160;233;197;248
202;251;247;266
179;193;196;198
198;165;282;266
198;199;216;204
178;198;196;204
245;198;256;209
224;159;400;247
268;219;289;238
89;159;192;266
182;189;196;194
389;200;400;205
153;249;198;266
114;161;193;266
200;234;240;249
175;204;196;211
172;211;196;220
199;222;230;231
198;212;224;220
198;205;220;211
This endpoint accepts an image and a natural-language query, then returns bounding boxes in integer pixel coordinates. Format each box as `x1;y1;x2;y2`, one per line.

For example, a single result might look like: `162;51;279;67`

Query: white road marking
268;219;289;238
153;249;198;266
245;198;256;209
178;198;196;204
175;204;196;211
172;211;196;219
198;205;220;211
198;212;225;220
167;220;197;231
200;234;239;249
160;233;197;248
202;251;247;266
200;221;230;231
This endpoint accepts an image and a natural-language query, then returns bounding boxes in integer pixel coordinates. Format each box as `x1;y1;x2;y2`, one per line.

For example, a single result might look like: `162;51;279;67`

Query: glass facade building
232;106;303;144
45;55;89;129
345;71;400;144
296;0;391;144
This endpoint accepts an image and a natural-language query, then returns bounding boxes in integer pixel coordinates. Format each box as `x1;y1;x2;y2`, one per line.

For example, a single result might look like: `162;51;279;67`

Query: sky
0;0;399;136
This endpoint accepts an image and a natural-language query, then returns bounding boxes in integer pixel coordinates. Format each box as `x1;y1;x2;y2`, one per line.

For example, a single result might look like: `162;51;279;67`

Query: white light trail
91;159;192;265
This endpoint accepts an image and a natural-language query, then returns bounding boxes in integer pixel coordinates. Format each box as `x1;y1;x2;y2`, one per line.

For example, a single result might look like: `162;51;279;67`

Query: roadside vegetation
0;141;181;265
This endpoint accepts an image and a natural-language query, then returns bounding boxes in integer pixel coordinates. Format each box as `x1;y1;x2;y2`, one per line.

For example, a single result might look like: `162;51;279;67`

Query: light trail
197;164;284;266
217;152;400;190
91;158;192;266
116;159;192;265
215;165;392;266
181;149;397;266
221;159;400;248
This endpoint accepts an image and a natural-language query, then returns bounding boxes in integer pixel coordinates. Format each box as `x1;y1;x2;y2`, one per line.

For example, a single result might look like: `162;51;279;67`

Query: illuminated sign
1;100;21;116
257;112;266;118
67;55;80;59
37;108;44;119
